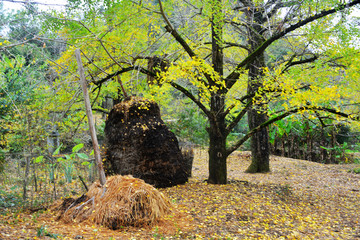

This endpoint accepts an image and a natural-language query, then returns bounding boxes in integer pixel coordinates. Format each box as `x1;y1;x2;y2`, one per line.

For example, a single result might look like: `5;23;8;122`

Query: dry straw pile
55;175;171;229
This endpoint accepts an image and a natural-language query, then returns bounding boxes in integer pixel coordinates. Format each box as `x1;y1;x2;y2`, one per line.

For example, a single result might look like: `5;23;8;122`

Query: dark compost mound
104;97;189;188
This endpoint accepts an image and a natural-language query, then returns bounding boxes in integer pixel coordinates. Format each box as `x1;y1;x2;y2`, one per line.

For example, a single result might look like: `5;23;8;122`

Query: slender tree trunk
23;114;32;200
75;49;107;186
305;121;312;161
296;137;302;159
281;139;285;157
308;136;313;161
273;135;278;155
320;126;327;163
290;136;294;158
330;128;336;163
33;171;38;192
23;153;30;200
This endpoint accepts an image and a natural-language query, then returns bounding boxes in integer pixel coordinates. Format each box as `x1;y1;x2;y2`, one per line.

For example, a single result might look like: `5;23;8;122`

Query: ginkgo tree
49;0;360;184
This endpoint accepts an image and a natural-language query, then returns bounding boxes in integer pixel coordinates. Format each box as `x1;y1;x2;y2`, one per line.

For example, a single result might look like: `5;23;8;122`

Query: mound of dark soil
104;96;189;188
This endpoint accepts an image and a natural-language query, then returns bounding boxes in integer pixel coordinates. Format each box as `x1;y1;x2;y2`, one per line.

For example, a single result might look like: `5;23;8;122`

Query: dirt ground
1;149;360;239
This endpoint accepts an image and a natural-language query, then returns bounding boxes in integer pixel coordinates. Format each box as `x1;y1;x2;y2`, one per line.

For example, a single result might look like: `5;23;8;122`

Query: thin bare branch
0;38;35;51
94;66;154;86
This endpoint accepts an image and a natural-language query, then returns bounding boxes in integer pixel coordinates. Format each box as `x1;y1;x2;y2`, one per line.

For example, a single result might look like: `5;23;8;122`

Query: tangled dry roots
55;175;172;229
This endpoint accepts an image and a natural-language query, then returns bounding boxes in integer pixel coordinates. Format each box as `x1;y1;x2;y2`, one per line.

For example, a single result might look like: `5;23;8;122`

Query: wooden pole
75;49;107;186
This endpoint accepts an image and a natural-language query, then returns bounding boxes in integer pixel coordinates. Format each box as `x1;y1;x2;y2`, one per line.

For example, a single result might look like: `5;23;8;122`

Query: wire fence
0;151;98;211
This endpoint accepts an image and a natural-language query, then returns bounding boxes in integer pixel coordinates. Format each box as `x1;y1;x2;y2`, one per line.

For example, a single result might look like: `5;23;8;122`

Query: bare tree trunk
273;136;278;155
291;137;295;158
23;152;30;200
330;128;337;163
207;0;227;184
23;114;32;201
281;139;286;157
305;122;312;161
75;49;107;186
308;137;313;161
320;126;327;163
208;100;227;184
246;108;270;173
245;6;270;173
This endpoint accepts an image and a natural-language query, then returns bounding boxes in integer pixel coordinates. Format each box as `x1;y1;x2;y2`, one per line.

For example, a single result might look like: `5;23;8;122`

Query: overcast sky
1;0;68;12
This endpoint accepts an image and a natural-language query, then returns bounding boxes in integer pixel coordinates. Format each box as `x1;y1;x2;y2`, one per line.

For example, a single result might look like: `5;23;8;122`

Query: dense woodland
1;0;360;239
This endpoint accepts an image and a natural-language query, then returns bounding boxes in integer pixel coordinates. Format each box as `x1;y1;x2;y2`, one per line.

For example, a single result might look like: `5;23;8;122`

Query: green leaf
34;156;44;163
53;144;62;155
320;146;332;151
52;144;63;156
76;153;89;159
81;161;90;166
72;143;84;153
285;121;292;134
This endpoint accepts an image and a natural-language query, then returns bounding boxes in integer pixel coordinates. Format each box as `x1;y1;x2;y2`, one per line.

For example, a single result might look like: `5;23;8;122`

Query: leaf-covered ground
1;149;360;239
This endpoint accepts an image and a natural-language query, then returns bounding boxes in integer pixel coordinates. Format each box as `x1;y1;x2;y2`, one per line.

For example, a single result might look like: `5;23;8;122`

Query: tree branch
94;66;155;86
225;100;252;136
0;38;35;51
158;0;196;58
204;41;250;51
169;82;212;119
226;105;359;156
225;0;360;90
223;42;250;51
281;55;318;73
93;107;109;114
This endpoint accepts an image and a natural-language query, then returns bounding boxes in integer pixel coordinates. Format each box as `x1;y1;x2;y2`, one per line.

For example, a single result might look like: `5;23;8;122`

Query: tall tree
0;5;67;152
50;0;360;184
243;2;270;173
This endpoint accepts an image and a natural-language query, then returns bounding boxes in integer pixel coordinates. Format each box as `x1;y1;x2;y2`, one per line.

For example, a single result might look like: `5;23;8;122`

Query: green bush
167;105;209;146
350;168;360;174
0;186;23;213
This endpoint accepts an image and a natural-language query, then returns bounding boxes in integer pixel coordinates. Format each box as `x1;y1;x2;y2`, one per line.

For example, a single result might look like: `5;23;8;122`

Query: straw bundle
57;175;172;229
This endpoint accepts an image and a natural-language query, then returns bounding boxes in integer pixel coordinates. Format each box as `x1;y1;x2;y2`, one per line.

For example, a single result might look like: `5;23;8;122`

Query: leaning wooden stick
75;49;107;186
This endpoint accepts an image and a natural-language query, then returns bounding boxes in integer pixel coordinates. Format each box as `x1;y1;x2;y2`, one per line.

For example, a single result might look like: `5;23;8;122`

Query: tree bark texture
245;6;270;173
207;0;228;184
246;107;270;173
208;95;227;184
